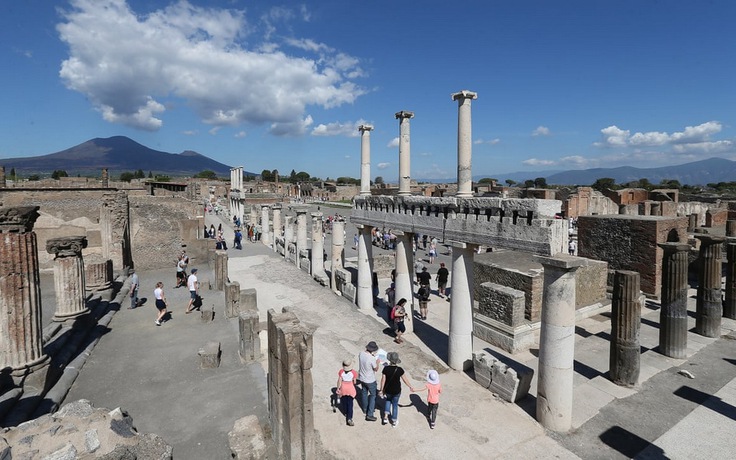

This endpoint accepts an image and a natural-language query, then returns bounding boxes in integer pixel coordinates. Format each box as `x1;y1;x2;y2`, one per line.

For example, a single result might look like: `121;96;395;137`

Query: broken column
100;191;132;270
394;231;414;334
225;280;241;318
239;309;260;362
310;212;326;279
727;220;736;238
215;250;228;291
356;225;374;312
535;255;586;432
452;90;478;198
658;243;691;358
272;204;282;242
84;257;113;293
261;205;271;247
609;270;641;387
448;242;476;370
101;168;109;188
358;124;374;196
0;206;50;378
46;236;90;321
267;309;315;460
395;111;414;196
295;207;309;268
724;240;736;320
694;234;725;337
330;219;345;291
688;213;697;232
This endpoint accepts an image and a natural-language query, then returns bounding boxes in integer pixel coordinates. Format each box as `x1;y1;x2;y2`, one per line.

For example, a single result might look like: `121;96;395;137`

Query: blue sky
1;0;735;182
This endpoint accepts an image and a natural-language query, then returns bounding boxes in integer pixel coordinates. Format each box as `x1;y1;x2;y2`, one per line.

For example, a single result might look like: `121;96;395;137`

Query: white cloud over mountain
594;121;731;153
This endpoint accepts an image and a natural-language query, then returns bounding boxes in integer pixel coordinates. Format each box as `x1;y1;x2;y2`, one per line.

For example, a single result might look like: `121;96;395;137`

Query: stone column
101;168;109;188
272;205;282;241
359;124;374;196
84;258;113;293
215;250;228;291
658;243;691;358
239;309;260;362
310;212;325;277
356;225;374;312
448;242;476;370
394;232;414;334
452;90;478;198
694;235;725;337
688;213;698;232
0;166;6;188
725;240;736;320
261;205;271;246
295;207;309;268
535;255;586;432
395;111;414;196
46;236;90;321
727;220;736;237
609;270;641;387
650;202;661;216
0;206;49;378
100;191;132;270
250;206;258;225
330;219;345;291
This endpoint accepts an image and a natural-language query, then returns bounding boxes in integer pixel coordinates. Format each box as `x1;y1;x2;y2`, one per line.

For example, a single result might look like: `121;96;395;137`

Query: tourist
428;240;437;264
217;226;228;250
203;224;209;238
185;268;199;314
436;262;449;298
411;369;442;429
128;269;139;310
569;238;577;256
209;224;216;239
378;351;413;427
353;233;359;250
417;266;431;289
358;341;381;422
414;259;425;285
385;283;395;308
390;298;409;344
336;358;358;426
175;254;187;288
234;228;243;250
418;283;431;320
153;281;168;326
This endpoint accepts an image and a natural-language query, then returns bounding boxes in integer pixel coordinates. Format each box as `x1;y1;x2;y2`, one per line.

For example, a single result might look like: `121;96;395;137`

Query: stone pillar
239;309;260;362
261;205;271;247
688;213;698;232
358;124;374;196
356;225;374;312
658;243;691;358
394;232;414;334
100;191;132;270
46;236;90;321
330;220;345;291
650;202;661;216
101;168;109;188
0;166;5;188
215;250;228;291
448;242;476;370
452;90;478;198
250;206;258;225
84;258;113;293
609;270;641;387
618;204;627;215
272;205;282;242
295;207;308;268
535;255;586;432
395;111;414;196
0;206;49;378
310;212;325;277
694;235;725;337
267;309;315;460
225;280;241;318
725;240;736;320
284;216;294;245
727;220;736;237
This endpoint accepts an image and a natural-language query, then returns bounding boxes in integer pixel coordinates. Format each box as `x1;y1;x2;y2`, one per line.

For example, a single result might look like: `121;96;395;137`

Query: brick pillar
261;205;271;247
225;280;240;318
694;235;725;337
609;270;641;387
658;243;691;358
295;207;309;268
724;240;736;320
310;212;325;277
46;236;90;321
215;250;228;291
267;309;315;460
0;206;49;378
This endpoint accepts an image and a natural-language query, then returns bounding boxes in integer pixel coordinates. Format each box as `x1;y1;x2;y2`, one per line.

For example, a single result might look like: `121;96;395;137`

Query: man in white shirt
358;341;381;421
185;268;199;313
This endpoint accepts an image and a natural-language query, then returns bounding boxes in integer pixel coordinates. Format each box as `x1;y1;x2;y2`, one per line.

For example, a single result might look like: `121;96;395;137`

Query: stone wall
705;208;728;227
577;215;688;298
564;187;619;218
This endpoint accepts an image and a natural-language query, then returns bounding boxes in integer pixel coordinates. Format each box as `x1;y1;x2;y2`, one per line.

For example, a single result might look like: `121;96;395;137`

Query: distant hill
0;136;251;178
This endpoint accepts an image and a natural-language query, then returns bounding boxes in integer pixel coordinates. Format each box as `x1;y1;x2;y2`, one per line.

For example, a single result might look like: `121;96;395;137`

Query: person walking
411;369;442;429
336;358;358;426
176;254;187;288
568;238;577;256
418;283;431;320
128;269;139;310
436;262;449;298
153;281;168;326
417;266;431;289
185;268;199;314
358;341;381;422
428;240;437;264
379;352;413;427
414;259;425;285
390;298;409;344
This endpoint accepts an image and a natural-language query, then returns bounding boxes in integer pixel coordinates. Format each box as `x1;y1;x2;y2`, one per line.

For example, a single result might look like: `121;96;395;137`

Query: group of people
336;341;442;429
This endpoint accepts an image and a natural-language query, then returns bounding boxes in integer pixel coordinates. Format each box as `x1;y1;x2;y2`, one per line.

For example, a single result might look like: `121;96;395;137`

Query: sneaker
382;417;388;425
155;320;161;326
365;416;377;422
391;419;398;427
347;419;354;426
430;423;435;429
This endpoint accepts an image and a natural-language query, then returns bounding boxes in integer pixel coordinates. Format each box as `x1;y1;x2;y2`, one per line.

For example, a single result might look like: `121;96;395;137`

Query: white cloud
311;119;365;137
532;126;550;137
208;126;221;135
387;138;399;148
559;155;590;166
522;158;556;166
672;140;733;154
234;131;247;138
57;0;367;133
670;121;722;144
182;129;197;136
595;121;725;149
474;138;500;145
270;115;313;137
377;162;390;169
594;125;631;147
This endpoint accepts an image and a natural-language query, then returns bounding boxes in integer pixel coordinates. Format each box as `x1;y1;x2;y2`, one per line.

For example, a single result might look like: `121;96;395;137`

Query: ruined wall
705;208;728;227
474;258;542;321
578;215;688;298
564;187;619;218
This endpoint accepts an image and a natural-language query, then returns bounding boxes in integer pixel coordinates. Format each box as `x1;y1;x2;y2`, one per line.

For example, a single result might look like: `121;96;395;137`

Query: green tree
591;177;617;192
478;178;497;184
271;169;279;181
120;172;134;182
290;169;297;183
27;174;40;181
295;171;310;182
51;170;68;180
148;171;153;178
260;169;273;181
134;169;145;179
154;175;171;182
523;179;535;188
194;170;217;179
10;168;16;180
659;179;681;189
374;176;384;185
505;179;517;186
534;177;547;188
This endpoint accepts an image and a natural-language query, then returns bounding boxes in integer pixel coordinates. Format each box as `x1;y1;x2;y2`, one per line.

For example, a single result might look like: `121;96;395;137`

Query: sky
1;0;736;182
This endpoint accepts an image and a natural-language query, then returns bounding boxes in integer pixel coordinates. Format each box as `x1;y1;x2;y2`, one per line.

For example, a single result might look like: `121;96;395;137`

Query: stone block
225;281;240;318
201;309;214;323
473;313;539;354
472;351;534;403
198;341;221;368
472;352;492;389
228;415;268;460
240;288;257;311
477;282;525;327
239;310;261;363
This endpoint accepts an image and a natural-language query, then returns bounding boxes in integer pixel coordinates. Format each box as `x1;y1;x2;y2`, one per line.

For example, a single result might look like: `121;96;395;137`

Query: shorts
393;320;406;333
155;299;166;310
429;249;437;257
190;290;198;300
438;281;447;290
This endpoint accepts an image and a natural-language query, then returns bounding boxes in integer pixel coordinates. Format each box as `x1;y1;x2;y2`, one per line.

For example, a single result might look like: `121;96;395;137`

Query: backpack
418;286;430;301
390;305;397;320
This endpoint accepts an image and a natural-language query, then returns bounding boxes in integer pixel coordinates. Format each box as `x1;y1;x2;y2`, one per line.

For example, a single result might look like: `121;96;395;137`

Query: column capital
311;212;323;219
291;205;310;215
535;254;587;270
260;204;271;210
358;124;374;133
695;234;726;245
658;242;692;252
46;236;88;257
395;111;415;120
452;90;478;101
0;206;40;233
272;204;282;210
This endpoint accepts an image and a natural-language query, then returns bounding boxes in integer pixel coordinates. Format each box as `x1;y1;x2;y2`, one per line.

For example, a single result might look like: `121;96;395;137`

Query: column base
10;353;50;378
53;307;91;322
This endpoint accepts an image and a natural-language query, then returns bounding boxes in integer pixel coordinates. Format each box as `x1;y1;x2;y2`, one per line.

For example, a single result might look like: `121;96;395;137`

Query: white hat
427;369;440;385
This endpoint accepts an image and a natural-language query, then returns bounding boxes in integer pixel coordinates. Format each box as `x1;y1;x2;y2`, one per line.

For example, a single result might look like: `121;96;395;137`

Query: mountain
0;136;246;178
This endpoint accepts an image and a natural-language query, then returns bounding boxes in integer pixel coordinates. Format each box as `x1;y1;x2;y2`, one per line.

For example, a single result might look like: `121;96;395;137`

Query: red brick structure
705;208;728;227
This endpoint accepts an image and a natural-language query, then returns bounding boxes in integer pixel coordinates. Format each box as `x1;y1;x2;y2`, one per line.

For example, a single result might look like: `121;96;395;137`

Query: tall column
0;206;49;377
695;235;725;337
295;207;308;268
535;255;586;432
448;242;476;370
395;111;414;196
609;270;641;387
284;216;294;246
311;212;325;277
452;90;478;198
394;232;414;333
358;124;374;196
658;243;691;358
356;225;374;312
272;205;282;239
46;236;90;321
250;206;258;225
261;205;271;246
331;219;345;291
724;240;736;319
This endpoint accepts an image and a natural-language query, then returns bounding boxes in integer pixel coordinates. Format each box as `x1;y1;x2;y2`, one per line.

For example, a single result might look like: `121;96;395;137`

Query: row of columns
229;167;245;224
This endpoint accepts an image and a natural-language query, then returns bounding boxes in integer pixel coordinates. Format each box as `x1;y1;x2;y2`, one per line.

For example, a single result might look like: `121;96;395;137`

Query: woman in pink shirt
336;358;358;426
412;369;442;429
